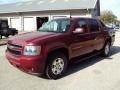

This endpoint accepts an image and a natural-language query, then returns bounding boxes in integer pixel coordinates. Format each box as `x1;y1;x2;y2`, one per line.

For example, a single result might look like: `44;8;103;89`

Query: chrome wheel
45;53;68;79
105;43;110;55
52;58;65;75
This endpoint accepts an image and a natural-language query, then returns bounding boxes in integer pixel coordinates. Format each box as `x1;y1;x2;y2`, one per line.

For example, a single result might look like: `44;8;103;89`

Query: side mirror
73;28;84;34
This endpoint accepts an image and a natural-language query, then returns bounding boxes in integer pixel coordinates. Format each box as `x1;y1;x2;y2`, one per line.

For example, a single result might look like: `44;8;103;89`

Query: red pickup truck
6;18;115;79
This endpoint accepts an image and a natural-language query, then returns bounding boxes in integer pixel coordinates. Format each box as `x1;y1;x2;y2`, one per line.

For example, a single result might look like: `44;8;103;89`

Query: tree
98;11;117;24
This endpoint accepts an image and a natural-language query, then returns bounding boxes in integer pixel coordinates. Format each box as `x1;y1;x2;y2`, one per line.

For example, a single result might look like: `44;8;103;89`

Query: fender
43;42;69;60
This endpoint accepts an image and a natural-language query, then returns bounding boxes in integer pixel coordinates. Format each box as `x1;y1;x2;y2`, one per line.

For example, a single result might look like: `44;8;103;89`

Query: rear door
88;19;104;51
71;19;94;58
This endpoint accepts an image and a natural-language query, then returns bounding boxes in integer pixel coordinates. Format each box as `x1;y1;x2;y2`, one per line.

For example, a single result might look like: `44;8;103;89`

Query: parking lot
0;31;120;90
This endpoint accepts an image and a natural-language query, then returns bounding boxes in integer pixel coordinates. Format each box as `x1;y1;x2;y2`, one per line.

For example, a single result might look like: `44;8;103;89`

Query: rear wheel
101;42;111;57
45;52;68;79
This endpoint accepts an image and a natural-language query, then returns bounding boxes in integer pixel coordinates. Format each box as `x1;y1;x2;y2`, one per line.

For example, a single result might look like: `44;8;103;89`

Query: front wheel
5;35;9;38
101;42;111;57
45;52;68;79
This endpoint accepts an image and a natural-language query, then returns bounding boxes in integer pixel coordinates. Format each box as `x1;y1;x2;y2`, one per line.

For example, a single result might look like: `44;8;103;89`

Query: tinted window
89;19;99;32
76;19;88;33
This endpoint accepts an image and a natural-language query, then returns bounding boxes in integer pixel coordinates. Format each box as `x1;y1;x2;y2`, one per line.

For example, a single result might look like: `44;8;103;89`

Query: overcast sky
0;0;30;3
100;0;120;19
0;0;120;19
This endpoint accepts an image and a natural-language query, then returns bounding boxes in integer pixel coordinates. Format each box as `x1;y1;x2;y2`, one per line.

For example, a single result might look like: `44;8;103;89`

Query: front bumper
6;50;46;74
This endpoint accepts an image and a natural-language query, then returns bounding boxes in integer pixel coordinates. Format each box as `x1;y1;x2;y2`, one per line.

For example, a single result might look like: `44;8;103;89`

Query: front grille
7;43;22;55
8;43;22;48
7;47;21;55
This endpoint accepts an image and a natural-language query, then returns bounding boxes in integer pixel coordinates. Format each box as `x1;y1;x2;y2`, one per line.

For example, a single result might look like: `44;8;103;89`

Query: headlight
24;46;41;56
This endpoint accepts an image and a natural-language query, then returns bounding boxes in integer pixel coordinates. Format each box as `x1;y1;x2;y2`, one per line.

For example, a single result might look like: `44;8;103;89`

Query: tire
12;32;15;36
0;35;2;39
5;35;9;38
101;42;111;57
45;52;68;79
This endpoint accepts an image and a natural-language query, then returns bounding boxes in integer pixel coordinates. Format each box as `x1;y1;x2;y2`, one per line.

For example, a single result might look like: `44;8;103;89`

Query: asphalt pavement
0;31;120;90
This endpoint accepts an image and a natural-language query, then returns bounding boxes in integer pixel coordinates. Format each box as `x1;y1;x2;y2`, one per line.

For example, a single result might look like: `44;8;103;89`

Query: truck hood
8;31;61;45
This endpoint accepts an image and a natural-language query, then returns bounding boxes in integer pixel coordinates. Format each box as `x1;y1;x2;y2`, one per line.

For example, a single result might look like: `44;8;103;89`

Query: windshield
38;19;71;33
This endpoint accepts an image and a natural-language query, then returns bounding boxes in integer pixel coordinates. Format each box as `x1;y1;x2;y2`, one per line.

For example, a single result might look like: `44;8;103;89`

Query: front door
70;19;94;58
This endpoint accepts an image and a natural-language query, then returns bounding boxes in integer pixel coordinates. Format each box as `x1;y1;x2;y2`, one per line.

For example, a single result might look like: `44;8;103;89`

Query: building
0;0;100;32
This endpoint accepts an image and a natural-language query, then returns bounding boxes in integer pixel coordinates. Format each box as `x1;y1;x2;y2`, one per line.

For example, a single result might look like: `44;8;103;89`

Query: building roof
0;0;98;14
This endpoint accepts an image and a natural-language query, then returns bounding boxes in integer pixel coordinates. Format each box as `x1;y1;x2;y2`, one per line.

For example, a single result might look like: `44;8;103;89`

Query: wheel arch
44;47;69;72
105;37;112;46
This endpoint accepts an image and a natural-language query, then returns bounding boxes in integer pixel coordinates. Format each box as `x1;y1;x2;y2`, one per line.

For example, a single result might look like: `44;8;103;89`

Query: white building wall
0;14;23;31
23;17;36;31
0;9;95;32
10;17;21;31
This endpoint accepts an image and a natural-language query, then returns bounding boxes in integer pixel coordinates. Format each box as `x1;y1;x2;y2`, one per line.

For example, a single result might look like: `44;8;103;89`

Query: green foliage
98;11;117;24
